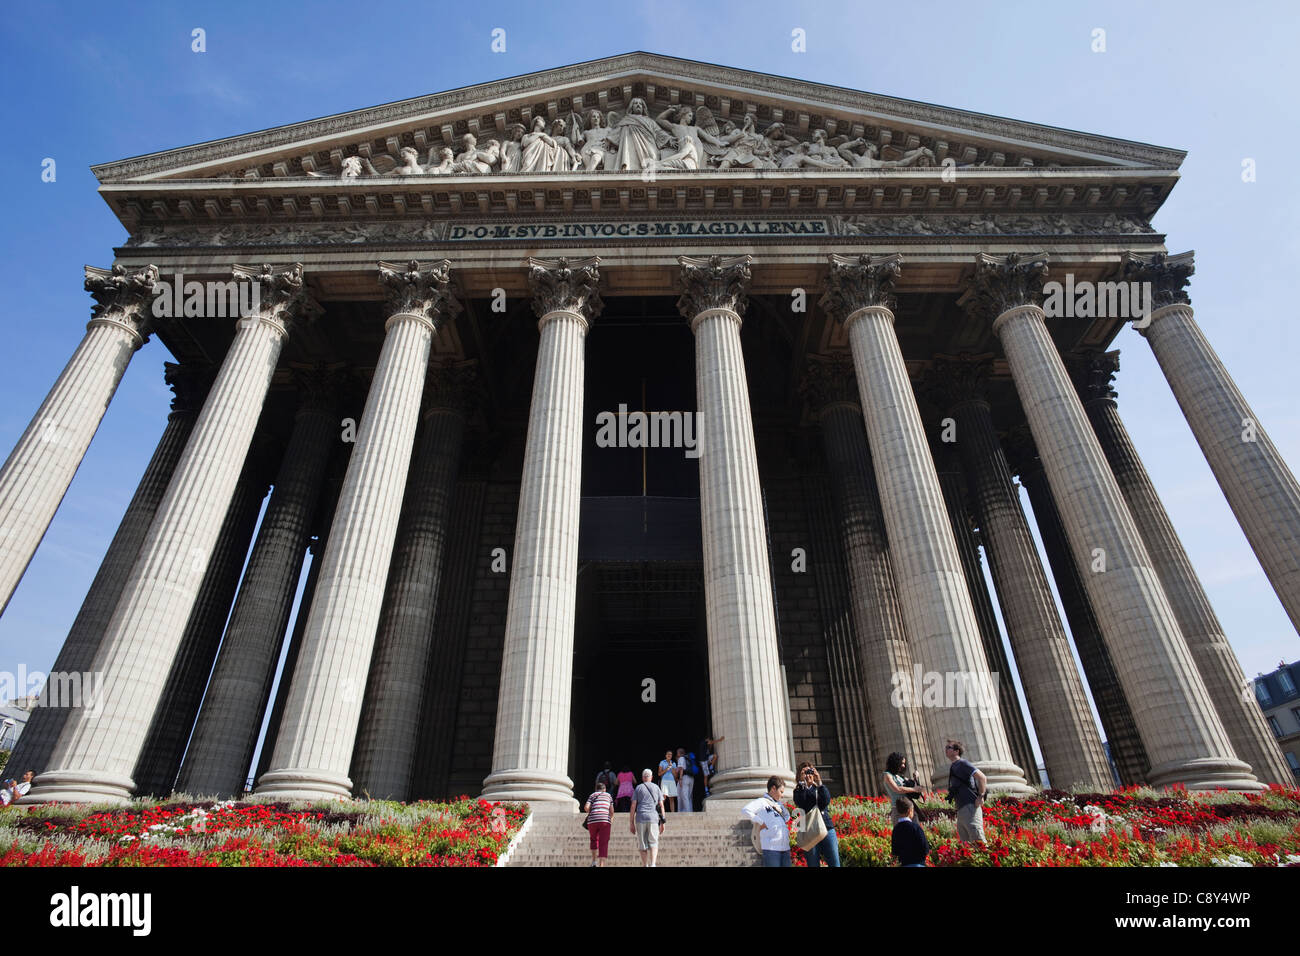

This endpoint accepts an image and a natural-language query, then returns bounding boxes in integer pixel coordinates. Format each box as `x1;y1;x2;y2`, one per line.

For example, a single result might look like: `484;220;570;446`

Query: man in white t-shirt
742;776;792;867
629;769;665;867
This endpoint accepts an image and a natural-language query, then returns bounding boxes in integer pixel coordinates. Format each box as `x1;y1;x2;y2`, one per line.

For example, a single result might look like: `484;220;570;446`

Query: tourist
0;780;13;807
882;752;925;825
698;734;723;797
793;761;839;867
595;761;619;797
630;768;665;867
890;797;929;867
945;740;987;844
582;780;615;867
13;770;32;799
614;765;636;813
658;749;678;812
742;776;791;867
676;747;695;812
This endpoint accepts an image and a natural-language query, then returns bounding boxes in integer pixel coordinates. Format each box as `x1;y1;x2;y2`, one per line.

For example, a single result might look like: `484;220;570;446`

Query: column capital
422;360;480;417
84;264;159;346
923;354;995;411
290;363;349;414
819;252;901;324
1122;250;1194;308
963;252;1049;327
527;256;603;327
1002;423;1043;481
232;263;321;336
163;362;216;416
677;254;752;325
1068;349;1121;407
378;260;461;331
800;353;859;414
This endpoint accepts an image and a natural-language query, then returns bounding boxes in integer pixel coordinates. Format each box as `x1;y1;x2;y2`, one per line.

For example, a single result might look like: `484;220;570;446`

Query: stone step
507;809;766;867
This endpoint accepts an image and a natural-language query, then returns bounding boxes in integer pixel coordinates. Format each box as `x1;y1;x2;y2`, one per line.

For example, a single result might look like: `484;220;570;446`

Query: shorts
635;820;659;850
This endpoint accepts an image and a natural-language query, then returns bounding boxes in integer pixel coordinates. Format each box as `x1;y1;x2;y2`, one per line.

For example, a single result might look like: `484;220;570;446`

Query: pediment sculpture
306;102;949;179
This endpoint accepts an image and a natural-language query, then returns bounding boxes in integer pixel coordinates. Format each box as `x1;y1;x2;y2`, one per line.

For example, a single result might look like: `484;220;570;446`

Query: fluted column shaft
1143;305;1300;630
934;455;1040;786
0;265;157;614
177;388;337;797
824;254;1028;792
1084;385;1292;784
482;258;600;807
986;291;1255;789
133;453;269;796
257;301;451;800
26;264;314;804
1;363;205;782
952;396;1112;790
1014;445;1149;785
351;368;470;800
679;257;791;802
816;398;934;787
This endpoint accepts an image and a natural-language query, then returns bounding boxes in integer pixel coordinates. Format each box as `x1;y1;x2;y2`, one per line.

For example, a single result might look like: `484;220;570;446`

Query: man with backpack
595;761;619;796
945;739;987;844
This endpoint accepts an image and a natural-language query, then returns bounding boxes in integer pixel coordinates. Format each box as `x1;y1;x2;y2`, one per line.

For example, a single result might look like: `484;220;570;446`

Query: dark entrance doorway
570;562;709;793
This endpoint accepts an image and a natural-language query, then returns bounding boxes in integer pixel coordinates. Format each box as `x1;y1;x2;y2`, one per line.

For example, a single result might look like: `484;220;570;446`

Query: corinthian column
0;362;210;783
351;362;475;800
821;254;1029;793
481;258;601;808
677;255;791;802
1076;351;1292;784
931;357;1112;791
1125;252;1300;634
802;355;934;788
176;368;342;797
24;264;317;804
0;265;158;614
968;252;1257;790
256;261;460;802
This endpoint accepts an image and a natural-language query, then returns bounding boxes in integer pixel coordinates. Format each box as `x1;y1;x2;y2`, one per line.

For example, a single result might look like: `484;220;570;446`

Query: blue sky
0;0;1296;745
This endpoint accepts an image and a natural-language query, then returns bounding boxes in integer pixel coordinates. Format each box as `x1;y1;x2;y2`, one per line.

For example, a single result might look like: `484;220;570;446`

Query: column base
929;760;1037;797
1145;756;1264;792
20;768;135;805
705;766;795;803
254;768;353;802
480;768;575;809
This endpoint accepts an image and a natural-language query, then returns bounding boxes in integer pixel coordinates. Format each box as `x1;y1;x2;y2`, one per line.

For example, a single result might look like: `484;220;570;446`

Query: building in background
1254;661;1300;780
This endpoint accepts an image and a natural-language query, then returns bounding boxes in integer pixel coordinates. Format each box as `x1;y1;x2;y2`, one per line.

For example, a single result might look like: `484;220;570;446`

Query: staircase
505;809;762;867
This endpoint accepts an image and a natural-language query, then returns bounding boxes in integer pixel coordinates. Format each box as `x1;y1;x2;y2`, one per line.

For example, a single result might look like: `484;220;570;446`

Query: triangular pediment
93;52;1184;185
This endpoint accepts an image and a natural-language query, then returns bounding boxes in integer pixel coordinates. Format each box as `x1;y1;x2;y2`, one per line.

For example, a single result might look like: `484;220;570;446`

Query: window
1280;670;1297;695
1286;752;1300;773
1291;707;1300;729
1268;716;1283;737
1256;681;1272;705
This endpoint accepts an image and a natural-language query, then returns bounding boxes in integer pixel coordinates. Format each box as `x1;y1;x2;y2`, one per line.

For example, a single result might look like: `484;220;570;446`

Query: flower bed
0;795;528;867
792;784;1300;867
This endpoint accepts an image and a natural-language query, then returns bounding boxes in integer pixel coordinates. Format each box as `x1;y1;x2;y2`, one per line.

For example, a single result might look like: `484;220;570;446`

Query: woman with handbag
793;761;838;867
581;780;615;867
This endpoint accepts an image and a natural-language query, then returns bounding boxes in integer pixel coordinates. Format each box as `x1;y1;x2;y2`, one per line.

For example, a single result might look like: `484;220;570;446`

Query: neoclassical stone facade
4;53;1294;806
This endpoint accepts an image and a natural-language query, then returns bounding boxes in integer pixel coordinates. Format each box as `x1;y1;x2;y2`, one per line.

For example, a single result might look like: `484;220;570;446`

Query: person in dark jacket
793;761;839;867
891;797;929;867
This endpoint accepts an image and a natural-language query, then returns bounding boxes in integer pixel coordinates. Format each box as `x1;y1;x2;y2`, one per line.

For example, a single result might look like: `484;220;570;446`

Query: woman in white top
882;752;925;826
658;750;678;811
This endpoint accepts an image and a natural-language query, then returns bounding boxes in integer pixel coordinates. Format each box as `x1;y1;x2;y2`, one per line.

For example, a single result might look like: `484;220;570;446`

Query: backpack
597;769;618;793
686;752;700;775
